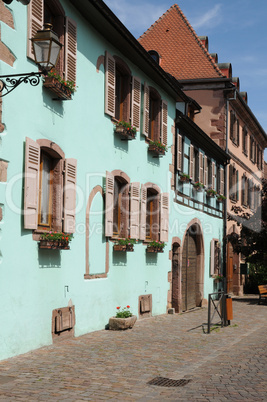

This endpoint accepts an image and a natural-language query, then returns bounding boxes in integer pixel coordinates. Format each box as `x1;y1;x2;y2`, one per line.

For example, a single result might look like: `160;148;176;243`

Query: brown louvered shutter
230;111;234;141
27;0;43;60
161;100;168;146
199;152;204;183
139;184;147;241
189;144;194;180
220;167;224;195
24;137;40;229
177;133;183;171
105;171;114;237
142;82;149;137
229;165;233;196
160;193;169;242
65;17;77;84
131;77;141;131
130;182;140;239
212;162;216;189
236;119;240;146
63;158;77;233
104;51;116;117
204;156;208;186
210;239;215;276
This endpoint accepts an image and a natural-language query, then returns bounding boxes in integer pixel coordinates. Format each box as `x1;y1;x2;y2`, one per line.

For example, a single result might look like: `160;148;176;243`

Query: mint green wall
0;1;224;361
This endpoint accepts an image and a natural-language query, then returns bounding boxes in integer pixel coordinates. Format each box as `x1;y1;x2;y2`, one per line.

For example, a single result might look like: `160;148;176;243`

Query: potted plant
115;120;136;140
193;181;204;191
113;238;135;252
214;274;224;283
217;194;226;202
43;70;76;100
146;240;166;253
206;187;217;198
39;231;73;250
148;140;167;156
109;305;137;330
179;172;190;183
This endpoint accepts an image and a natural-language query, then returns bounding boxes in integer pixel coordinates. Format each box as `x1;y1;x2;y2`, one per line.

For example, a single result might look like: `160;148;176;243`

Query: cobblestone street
0;297;266;401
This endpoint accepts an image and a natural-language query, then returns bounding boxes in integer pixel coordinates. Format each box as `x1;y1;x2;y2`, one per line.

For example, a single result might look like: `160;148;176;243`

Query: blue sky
105;0;267;161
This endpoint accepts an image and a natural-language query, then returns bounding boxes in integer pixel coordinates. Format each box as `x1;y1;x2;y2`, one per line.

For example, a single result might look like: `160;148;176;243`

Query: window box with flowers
115;121;136;140
109;306;137;330
206;188;217;198
193;181;204;191
148;141;167;157
179;172;190;183
113;238;135;252
146;240;166;253
43;71;76;100
217;194;226;203
213;274;224;283
39;232;73;250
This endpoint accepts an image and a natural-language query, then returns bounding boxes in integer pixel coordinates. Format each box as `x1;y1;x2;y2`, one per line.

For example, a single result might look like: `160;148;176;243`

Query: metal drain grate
147;376;191;387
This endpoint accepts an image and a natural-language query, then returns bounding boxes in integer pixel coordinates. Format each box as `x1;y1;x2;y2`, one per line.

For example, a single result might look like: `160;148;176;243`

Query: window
250;136;256;163
148;50;160;64
143;83;168;147
229;165;238;202
27;0;77;84
24;137;77;234
241;175;248;207
105;171;140;240
242;126;248;156
230;110;239;146
105;52;141;131
140;184;169;242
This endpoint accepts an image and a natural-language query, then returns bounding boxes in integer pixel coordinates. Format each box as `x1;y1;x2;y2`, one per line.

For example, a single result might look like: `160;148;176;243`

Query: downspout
223;89;236;291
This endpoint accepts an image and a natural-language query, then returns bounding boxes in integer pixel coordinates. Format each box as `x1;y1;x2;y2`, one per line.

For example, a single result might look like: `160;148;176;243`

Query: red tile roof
138;4;223;80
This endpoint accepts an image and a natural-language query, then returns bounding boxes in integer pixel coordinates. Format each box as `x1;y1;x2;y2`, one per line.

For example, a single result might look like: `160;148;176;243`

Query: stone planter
115;125;136;140
146;246;164;253
109;315;137;330
148;144;165;156
39;240;70;250
43;76;73;100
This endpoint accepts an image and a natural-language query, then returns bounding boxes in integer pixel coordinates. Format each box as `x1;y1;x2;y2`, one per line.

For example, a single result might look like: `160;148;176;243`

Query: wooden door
172;244;179;312
182;231;197;311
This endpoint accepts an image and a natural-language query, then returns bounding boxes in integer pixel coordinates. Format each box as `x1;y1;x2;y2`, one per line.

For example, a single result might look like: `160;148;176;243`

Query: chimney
199;36;209;51
210;53;218;64
232;77;240;91
240;91;248;104
217;63;232;78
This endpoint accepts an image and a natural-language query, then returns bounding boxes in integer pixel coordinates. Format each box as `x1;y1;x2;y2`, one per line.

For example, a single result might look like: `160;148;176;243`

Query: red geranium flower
116;306;120;310
127;305;130;308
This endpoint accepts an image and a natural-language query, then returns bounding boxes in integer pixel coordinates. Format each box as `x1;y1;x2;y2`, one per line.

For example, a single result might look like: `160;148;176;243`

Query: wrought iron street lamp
0;24;62;97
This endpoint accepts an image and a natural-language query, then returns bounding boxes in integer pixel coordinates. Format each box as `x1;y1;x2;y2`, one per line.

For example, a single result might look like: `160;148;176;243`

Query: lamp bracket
0;72;43;98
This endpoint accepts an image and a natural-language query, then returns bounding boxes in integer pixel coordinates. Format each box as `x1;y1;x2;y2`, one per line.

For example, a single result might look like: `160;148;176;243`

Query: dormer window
148;50;160;65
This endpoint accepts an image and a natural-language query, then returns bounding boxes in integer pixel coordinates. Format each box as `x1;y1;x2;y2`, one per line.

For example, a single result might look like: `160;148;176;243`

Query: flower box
146;246;164;253
148;144;165;156
179;174;190;183
115;124;136;140
193;182;204;191
39;240;70;250
43;76;72;100
113;244;134;252
206;189;217;198
109;315;137;330
217;195;226;202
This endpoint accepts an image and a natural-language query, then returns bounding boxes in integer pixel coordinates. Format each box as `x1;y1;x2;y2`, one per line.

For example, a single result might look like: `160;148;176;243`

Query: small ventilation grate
147;377;191;387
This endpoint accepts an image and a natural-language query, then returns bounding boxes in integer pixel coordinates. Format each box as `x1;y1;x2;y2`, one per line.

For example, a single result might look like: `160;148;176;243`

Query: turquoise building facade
0;0;228;361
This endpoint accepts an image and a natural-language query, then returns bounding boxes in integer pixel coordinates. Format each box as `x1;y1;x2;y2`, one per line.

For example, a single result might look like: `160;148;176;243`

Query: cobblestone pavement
0;296;266;401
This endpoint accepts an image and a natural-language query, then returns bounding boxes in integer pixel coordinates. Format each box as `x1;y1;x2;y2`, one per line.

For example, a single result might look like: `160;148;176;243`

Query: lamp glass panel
33;40;51;65
49;41;61;67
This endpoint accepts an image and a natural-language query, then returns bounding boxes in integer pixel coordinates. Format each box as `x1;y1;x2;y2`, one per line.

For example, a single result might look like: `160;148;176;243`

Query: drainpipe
223;89;236;291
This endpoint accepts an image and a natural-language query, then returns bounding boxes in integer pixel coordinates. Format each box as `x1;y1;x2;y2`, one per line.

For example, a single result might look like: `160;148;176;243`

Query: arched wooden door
182;230;198;311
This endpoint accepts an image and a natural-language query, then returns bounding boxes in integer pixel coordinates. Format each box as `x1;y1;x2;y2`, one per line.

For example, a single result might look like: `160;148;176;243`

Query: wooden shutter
189;144;194;180
230;111;234;140
210;240;215;276
130;182;140;239
236;170;239;201
105;171;114;237
104;51;116;117
177;134;183;171
142;82;149;137
220;167;224;195
63;158;77;233
161;100;168;146
65;17;77;84
139;184;147;241
24;137;40;229
27;0;43;60
204;156;208;187
236;119;240;146
160;193;169;242
212;162;216;189
131;77;141;131
199;152;204;183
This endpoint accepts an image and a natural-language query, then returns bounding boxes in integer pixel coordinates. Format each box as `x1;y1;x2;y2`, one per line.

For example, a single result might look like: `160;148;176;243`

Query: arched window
148;50;160;65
